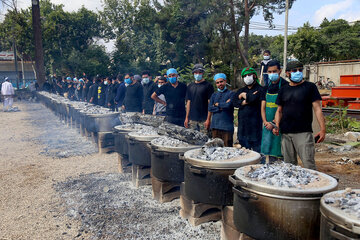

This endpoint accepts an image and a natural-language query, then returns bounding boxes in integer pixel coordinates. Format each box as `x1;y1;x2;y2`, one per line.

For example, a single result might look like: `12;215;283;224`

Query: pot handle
330;228;357;240
178;153;185;161
189;166;207;175
232;187;258;200
146;143;152;150
228;175;248;187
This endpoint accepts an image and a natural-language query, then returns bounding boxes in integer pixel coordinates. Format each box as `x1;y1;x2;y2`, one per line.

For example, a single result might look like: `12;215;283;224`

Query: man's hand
204;119;210;130
214;102;219;107
238;92;246;100
264;121;273;130
108;103;111;107
272;128;279;136
184;118;189;128
142;110;145;115
121;105;125;110
314;130;326;143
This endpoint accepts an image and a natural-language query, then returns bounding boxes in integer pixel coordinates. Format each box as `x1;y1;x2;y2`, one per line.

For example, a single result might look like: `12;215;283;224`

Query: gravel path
0;101;221;240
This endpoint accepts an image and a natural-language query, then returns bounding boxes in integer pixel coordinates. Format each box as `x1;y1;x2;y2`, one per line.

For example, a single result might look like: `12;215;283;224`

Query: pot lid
113;124;147;133
232;164;338;198
86;112;119;118
128;132;160;141
183;148;260;169
150;138;200;153
320;189;360;234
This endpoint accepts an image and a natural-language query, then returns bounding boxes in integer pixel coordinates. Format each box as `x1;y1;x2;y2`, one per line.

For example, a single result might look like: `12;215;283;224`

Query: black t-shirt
142;81;157;113
276;81;322;134
155;82;187;118
186;81;214;121
123;82;143;112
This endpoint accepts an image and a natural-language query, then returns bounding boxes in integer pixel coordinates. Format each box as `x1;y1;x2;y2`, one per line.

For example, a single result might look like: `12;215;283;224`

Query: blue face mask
124;78;132;85
104;81;108;85
268;73;279;82
158;84;162;88
194;74;203;81
142;78;150;85
291;71;303;83
217;86;227;92
168;77;177;84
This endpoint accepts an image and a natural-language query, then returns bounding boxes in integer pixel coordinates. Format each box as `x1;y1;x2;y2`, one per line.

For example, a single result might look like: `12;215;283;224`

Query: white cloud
313;0;354;25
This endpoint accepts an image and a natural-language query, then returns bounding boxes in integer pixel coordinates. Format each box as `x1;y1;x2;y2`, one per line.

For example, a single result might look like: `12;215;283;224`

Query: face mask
217;86;227;92
264;55;270;60
125;83;129;87
291;71;303;83
168;77;177;84
194;74;202;81
158;84;162;88
244;75;254;85
268;73;279;82
124;78;132;85
142;78;150;85
104;81;108;85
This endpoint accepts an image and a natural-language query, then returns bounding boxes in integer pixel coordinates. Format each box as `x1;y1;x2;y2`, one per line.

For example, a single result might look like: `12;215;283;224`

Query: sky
1;0;360;51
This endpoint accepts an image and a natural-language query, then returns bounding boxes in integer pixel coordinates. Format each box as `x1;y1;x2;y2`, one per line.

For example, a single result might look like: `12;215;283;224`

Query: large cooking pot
320;189;360;240
127;132;159;166
182;148;260;206
150;139;200;182
85;112;120;133
113;124;147;156
230;165;338;240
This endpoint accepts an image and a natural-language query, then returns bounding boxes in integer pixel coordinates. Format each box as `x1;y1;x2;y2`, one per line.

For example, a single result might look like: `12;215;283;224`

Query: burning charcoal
324;197;336;204
133;126;158;136
152;136;190;147
323;188;360;219
204;138;225;148
191;146;249;161
157;122;208;145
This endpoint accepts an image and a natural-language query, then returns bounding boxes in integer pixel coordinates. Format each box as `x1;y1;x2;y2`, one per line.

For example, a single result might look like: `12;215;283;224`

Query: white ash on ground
236;163;320;189
192;147;249;161
54;172;221;239
152;136;190;147
324;188;360;219
27;104;98;158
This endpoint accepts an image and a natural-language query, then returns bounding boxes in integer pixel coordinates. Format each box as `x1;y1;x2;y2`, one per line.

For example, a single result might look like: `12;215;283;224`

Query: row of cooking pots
37;92;359;240
114;125;359;240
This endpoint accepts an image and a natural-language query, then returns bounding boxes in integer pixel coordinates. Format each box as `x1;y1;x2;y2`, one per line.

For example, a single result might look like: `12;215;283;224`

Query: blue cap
73;78;78;82
214;73;226;81
66;77;71;80
79;78;84;83
166;68;178;76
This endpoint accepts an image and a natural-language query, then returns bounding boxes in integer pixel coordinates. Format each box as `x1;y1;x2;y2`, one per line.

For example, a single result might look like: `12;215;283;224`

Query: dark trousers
212;129;233;147
165;115;185;127
237;135;261;153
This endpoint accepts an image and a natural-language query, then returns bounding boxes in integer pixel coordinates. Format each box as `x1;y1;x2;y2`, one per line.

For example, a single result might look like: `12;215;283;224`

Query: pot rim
320;189;360;233
183;148;260;169
150;140;201;153
231;166;338;198
128;132;160;141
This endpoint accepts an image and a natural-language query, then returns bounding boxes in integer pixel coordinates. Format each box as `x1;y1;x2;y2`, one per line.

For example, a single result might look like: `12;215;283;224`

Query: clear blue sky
250;0;360;36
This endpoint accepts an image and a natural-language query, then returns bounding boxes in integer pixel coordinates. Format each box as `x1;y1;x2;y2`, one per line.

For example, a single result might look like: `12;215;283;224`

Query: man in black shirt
273;61;325;169
122;73;143;112
232;67;264;153
184;64;214;134
97;77;106;106
89;78;100;105
141;70;157;114
151;68;187;126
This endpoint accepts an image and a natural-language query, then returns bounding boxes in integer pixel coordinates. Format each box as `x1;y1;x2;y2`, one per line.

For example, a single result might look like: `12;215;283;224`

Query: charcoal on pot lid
235;162;323;189
324;188;360;219
152;136;190;147
191;146;249;161
157;122;208;145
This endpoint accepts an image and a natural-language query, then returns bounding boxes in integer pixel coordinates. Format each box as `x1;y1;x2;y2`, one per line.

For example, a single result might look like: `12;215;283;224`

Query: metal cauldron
127;132;159;166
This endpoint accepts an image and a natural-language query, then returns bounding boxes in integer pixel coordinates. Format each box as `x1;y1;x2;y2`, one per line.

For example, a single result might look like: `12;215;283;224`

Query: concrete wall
0;60;36;81
305;61;360;85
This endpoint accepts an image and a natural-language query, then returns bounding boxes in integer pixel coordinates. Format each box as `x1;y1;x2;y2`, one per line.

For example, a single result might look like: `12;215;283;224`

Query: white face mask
244;75;254;85
264;55;270;60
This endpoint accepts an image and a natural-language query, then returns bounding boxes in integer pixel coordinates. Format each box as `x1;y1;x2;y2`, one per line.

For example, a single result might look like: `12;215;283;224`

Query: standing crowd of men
45;52;325;170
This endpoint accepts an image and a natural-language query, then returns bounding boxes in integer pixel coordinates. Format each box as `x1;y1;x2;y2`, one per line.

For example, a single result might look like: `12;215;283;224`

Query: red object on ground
340;75;360;85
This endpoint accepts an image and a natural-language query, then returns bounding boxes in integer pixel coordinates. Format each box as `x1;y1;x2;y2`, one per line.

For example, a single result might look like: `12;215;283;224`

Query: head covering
79;78;84;83
73;78;78;82
133;75;141;81
66;77;71;80
286;60;303;71
4;77;9;81
214;73;226;81
241;67;257;78
166;68;178;76
192;63;205;73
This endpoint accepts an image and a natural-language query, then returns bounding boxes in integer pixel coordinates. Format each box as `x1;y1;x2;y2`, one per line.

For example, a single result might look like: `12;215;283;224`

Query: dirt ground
0;100;359;240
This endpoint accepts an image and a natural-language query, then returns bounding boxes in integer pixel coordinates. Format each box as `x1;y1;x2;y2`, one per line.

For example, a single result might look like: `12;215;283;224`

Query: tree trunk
229;0;249;67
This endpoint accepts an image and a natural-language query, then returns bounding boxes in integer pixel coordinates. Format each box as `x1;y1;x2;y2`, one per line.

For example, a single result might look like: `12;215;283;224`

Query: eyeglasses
290;68;303;72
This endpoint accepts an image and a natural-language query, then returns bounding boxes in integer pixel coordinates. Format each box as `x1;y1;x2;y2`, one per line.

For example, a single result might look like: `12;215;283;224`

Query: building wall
305;61;360;86
0;60;36;81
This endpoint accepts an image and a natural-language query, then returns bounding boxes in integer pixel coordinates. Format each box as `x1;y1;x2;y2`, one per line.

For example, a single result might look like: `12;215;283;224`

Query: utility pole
283;0;289;76
31;0;46;89
13;40;19;89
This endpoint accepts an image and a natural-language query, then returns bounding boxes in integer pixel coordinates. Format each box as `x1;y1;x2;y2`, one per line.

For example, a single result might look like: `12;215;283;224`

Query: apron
261;80;283;157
